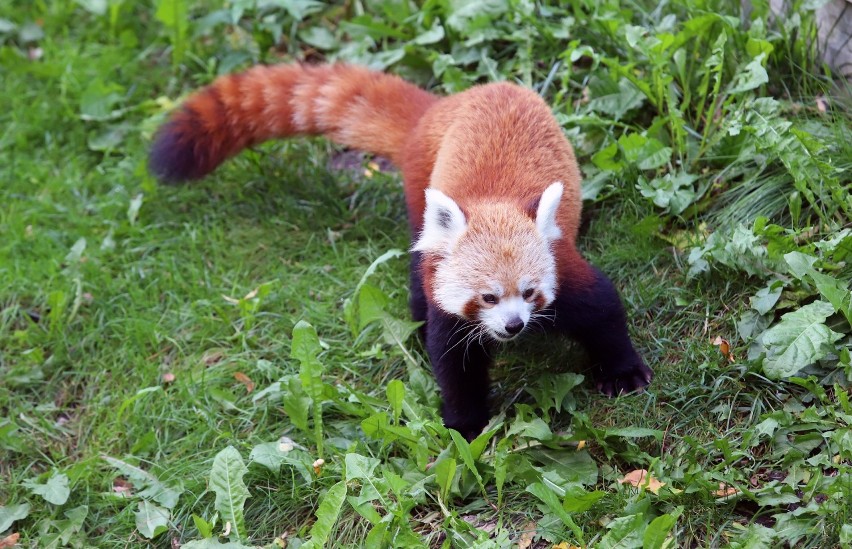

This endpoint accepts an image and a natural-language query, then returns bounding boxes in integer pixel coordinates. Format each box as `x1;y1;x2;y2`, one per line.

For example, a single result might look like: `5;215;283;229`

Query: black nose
505;317;524;335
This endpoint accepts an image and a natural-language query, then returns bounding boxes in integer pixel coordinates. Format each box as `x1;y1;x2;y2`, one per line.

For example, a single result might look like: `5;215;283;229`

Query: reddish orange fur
152;63;594;292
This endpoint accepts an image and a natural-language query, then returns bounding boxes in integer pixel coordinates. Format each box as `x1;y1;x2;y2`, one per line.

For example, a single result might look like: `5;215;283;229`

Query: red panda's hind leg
552;265;653;396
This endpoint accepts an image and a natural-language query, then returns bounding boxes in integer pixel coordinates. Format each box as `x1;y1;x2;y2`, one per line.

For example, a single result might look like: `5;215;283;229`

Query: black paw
595;358;653;397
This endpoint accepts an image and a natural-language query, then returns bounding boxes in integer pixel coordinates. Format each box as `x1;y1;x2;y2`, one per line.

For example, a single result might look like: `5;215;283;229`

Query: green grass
2;1;851;547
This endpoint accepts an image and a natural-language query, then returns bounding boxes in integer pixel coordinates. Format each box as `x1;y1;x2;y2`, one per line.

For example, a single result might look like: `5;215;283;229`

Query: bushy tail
149;63;438;183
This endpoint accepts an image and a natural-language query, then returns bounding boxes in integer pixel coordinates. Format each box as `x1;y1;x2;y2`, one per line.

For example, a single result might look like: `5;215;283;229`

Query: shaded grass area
2;1;850;548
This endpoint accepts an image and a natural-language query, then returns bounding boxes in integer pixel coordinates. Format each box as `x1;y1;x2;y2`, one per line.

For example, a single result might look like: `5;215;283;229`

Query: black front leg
425;304;493;440
552;265;653;396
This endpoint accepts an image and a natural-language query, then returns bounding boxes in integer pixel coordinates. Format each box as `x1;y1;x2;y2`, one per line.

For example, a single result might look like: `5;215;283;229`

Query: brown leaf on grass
234;372;255;393
816;96;828;113
714;483;740;498
619;469;665;494
113;477;133;496
201;349;224;366
552;543;583;549
517;521;537;549
712;336;735;363
0;533;20;548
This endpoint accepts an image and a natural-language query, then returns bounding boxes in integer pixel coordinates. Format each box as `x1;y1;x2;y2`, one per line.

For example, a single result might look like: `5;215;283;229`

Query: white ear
536;182;563;243
412;189;467;254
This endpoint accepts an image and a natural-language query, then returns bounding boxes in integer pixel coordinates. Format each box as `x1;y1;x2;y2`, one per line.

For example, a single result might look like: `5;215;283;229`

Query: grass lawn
1;1;850;547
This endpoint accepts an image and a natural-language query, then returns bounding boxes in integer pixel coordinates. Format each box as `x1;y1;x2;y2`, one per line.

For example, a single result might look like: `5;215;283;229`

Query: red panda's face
412;183;564;341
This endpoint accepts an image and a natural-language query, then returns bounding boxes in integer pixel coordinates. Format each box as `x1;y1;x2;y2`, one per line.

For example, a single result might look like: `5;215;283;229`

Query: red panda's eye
522;288;535;300
482;294;498;304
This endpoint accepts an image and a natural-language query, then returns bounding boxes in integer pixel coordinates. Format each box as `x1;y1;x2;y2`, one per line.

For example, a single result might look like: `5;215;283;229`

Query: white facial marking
412;189;467;255
433;260;475;316
480;296;533;341
536;182;563;243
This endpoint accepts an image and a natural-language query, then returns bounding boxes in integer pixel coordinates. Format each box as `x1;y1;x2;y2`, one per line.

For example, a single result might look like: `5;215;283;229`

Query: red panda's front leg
425;303;493;441
553;264;654;396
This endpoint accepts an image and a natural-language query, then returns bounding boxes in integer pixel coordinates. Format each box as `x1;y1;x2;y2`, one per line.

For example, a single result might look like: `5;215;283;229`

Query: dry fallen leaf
201;349;224;366
113;477;133;496
243;287;259;300
816;96;828;113
714;483;739;498
712;336;735;363
234;372;255;393
0;533;20;548
576;440;586;450
552;542;583;549
517;521;537;549
619;469;666;494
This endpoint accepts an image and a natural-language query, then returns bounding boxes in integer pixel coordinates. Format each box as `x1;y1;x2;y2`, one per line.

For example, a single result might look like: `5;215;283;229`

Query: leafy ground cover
1;0;850;547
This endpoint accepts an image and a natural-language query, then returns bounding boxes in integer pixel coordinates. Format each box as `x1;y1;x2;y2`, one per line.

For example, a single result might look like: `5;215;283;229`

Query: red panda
150;63;653;440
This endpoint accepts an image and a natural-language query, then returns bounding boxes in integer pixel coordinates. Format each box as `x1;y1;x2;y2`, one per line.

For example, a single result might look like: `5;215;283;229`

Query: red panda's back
403;83;583;248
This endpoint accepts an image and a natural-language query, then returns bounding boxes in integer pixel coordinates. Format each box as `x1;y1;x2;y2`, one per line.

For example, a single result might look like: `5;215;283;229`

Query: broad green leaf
527;482;584;544
761;301;843;378
0;502;30;532
729;53;768;94
292;321;324;398
506;415;552;440
41;505;88;549
136;500;170;539
562;486;606;512
281;378;311;434
299;26;336;50
810;271;852;324
637;144;672;171
840;524;852;545
597;513;645;548
345;453;380;481
386;380;404;423
102;455;183;509
750;282;783;315
23;471;70;505
434;457;457;500
591;141;622;172
301;480;347;549
784;251;818;279
210;446;250;540
343;249;405;334
248;439;312;482
527;448;598;485
588;77;646;119
358;284;389;330
637;172;697;214
643;507;682;549
192;514;215;538
412;21;445;45
449;430;485;492
469;427;499;461
79;79;125;121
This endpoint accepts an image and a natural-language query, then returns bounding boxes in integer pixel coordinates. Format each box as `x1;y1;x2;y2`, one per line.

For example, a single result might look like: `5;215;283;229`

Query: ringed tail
149;63;438;183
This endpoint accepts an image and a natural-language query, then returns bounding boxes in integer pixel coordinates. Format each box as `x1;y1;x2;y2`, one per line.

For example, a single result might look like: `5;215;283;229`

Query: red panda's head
412;182;563;341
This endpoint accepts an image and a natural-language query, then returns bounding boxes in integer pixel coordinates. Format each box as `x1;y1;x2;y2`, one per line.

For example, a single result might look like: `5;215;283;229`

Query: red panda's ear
411;189;467;255
535;182;563;243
